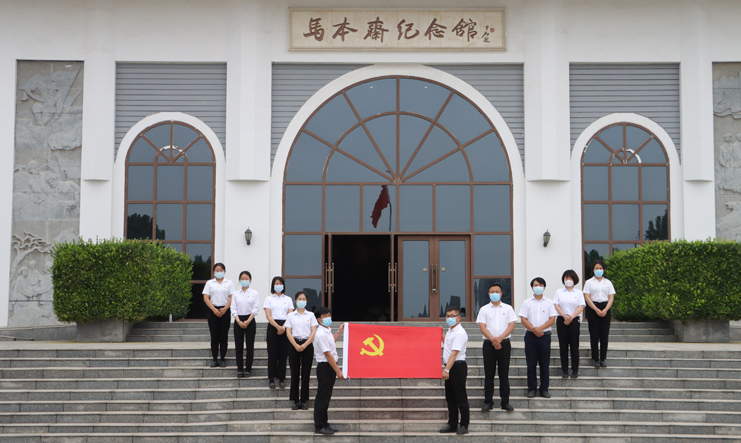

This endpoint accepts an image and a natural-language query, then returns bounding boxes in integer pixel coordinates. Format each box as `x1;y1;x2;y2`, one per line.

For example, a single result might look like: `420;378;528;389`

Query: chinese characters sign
290;9;505;51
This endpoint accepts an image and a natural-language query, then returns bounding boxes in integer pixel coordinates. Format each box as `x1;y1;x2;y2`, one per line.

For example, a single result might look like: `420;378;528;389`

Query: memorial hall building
1;0;739;327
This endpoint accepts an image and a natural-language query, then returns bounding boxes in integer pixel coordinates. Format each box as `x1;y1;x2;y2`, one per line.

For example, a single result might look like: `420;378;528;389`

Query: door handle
431;264;437;293
325;262;335;296
388;262;398;293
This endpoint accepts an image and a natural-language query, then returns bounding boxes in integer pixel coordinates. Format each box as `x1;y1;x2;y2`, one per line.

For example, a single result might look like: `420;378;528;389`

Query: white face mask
564;280;574;287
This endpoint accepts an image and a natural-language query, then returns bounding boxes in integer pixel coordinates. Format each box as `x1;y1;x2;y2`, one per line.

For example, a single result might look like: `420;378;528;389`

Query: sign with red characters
342;323;443;378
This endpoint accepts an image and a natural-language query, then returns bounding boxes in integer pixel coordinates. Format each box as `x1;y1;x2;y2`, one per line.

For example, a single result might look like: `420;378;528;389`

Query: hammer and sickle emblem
360;334;384;356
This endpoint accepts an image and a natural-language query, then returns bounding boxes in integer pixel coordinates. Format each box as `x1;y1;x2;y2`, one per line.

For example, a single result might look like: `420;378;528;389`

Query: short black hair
295;291;307;301
592;260;606;271
315;306;332;318
446;306;460;315
530;277;546;288
239;271;252;280
213;262;226;272
270;276;285;294
561;270;579;285
488;282;503;292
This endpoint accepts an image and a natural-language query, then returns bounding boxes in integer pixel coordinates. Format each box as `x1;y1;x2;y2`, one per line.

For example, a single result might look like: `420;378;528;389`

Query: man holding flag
313;307;344;435
440;306;470;435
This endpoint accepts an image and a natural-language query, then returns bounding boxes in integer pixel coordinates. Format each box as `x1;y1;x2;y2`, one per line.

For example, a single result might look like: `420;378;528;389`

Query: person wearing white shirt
232;271;260;378
285;291;318;410
519;277;557;399
476;283;516;412
263;276;294;390
312;306;344;435
553;270;586;379
440;306;469;436
202;262;235;368
583;260;616;368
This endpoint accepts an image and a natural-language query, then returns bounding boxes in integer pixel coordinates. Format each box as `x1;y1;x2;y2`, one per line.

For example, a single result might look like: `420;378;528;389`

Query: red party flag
342;323;442;378
370;185;390;228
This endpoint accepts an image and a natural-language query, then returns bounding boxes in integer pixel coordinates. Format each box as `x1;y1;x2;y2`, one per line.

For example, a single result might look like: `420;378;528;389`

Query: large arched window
125;121;215;317
581;122;670;278
283;76;513;320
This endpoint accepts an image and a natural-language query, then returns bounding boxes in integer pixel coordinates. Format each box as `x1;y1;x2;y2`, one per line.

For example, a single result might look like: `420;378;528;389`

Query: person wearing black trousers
313;306;344;435
263;276;294;390
553;270;586;379
232;271;259;378
285;291;318;410
203;262;234;368
583;260;616;368
519;277;557;399
439;306;469;436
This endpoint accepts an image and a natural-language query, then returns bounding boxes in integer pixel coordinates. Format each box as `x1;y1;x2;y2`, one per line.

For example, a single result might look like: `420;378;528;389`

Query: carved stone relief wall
9;61;83;326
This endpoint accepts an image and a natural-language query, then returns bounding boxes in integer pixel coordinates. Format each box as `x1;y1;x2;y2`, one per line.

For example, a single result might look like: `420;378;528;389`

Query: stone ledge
76;320;132;343
672;320;730;343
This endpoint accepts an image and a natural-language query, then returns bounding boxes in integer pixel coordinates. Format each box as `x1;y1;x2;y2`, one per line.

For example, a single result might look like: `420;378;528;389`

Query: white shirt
583;277;616;303
476;302;516;340
553;287;586;319
443;324;468;364
285;310;319;340
231;287;260;319
263;293;294;321
519;296;558;332
314;325;338;363
203;278;235;307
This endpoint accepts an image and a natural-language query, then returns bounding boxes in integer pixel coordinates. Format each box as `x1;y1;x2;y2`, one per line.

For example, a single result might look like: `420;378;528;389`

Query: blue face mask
214;272;225;280
240;280;250;288
533;286;544;296
489;293;501;303
322;317;332;327
274;285;284;293
446;317;457;327
296;300;307;309
594;269;604;278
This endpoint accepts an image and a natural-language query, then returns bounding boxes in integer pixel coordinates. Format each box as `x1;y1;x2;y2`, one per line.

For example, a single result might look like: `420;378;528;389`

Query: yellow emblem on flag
360;334;384;356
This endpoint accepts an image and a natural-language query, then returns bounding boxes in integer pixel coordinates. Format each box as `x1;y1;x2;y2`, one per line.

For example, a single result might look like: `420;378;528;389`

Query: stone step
126;334;679;342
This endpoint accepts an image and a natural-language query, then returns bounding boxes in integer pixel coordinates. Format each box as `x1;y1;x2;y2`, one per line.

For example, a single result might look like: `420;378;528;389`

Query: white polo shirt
443;324;468;364
476;302;516;340
314;325;338;363
519;296;557;332
232;287;260;319
583;277;616;303
203;278;235;307
285;310;319;340
553;287;586;319
263;293;294;321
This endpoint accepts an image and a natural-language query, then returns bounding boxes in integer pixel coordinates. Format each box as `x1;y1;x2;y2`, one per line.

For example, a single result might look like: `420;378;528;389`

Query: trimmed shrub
606;239;741;322
52;239;192;323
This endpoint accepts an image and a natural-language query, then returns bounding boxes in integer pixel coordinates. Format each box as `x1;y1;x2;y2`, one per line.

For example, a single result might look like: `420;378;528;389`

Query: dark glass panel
173;124;199;151
156;165;184;201
401;240;430;318
399;79;449;119
186;204;212;241
185;138;214;163
126;204;153;240
406;151;470;183
285;132;332;182
612;243;638;253
642;166;668;201
363;185;396;232
474;278;512;318
635;138;667;163
284;278;323;313
325;186;360;232
186;243;212;281
406;126;458;175
127;166;154;201
627;152;639;163
437;94;491;145
612;204;640;241
155;204;183;240
474;235;511;276
583;138;612;163
336;125;388;176
464;132;510;182
284;235;322;276
128;137;158;162
597;125;623;152
285;185;322;232
438;240;467;318
164;243;183;253
304;94;359;145
583;204;609;241
583;243;609;279
583;166;608;201
473;185;510;232
187;166;213;201
365;115;397;175
611;166;639;201
144;123;171;149
643;204;669;241
399;185;432;232
345;78;396;120
399;115;434;173
435;185;470;232
325;151;389;182
625;125;652;151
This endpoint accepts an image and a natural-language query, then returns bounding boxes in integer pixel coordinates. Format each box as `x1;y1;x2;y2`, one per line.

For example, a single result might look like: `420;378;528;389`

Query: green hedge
52;239;192;323
606;239;741;322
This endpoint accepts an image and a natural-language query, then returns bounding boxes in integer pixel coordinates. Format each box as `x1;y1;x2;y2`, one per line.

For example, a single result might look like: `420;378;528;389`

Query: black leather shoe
244;372;251;378
570;371;579;379
299;402;308;410
527;390;536;398
237;372;244;378
279;380;286;389
594;359;600;368
315;428;334;435
269;380;276;390
218;359;226;368
326;424;338;432
291;402;299;410
439;424;457;433
209;360;218;368
501;403;514;411
600;360;607;368
540;390;551;398
457;426;469;435
562;370;569;378
481;403;494;412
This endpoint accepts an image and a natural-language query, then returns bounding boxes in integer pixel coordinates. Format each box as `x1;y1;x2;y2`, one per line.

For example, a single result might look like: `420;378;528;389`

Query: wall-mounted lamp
244;228;252;246
543;229;551;247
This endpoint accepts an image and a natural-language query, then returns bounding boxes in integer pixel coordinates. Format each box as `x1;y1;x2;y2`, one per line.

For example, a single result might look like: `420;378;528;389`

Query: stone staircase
0;321;739;442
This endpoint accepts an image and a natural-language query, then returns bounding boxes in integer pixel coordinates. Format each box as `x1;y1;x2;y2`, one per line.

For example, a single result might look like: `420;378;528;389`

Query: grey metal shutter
271;64;525;171
115;63;227;158
570;64;680;159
